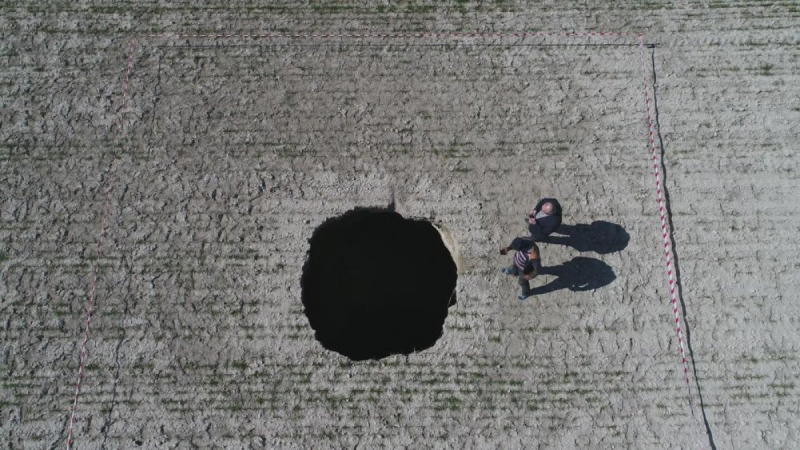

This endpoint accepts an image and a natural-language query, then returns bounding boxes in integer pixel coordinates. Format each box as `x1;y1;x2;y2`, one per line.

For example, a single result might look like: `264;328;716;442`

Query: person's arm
529;198;553;224
502;237;532;254
509;237;533;251
522;258;541;279
528;222;546;240
536;215;563;236
530;199;546;216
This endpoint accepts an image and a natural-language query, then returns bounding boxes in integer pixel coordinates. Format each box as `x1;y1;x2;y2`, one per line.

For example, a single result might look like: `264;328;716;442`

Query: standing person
526;198;563;241
500;237;542;300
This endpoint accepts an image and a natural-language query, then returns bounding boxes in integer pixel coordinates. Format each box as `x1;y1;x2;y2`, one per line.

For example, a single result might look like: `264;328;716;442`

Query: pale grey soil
1;3;799;449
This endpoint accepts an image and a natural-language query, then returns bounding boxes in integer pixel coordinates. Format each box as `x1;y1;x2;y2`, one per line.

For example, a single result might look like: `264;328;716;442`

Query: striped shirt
514;243;540;271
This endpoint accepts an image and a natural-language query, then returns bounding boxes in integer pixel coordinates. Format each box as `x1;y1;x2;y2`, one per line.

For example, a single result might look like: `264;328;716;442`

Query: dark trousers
507;264;538;296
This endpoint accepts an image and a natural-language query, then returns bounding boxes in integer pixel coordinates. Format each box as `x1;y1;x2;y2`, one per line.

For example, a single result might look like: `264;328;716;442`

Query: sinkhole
301;207;458;361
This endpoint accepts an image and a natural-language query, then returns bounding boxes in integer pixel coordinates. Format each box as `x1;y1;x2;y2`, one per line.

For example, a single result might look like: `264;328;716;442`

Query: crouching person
500;237;542;300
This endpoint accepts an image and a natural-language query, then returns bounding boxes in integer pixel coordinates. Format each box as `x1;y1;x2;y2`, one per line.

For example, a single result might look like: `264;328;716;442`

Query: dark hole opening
301;207;458;361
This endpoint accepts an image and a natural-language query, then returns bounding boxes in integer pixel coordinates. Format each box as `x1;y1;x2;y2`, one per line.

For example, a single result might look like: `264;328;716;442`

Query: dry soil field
1;2;799;449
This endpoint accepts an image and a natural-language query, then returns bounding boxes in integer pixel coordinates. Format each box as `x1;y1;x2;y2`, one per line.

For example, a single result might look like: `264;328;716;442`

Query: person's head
541;202;554;215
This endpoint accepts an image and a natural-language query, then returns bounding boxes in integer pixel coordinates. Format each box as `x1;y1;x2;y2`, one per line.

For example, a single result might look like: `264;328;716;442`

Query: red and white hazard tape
65;38;137;450
145;31;631;39
637;35;696;411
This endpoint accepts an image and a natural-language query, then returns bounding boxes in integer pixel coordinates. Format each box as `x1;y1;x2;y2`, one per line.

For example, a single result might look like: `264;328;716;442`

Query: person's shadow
531;257;616;295
541;221;629;254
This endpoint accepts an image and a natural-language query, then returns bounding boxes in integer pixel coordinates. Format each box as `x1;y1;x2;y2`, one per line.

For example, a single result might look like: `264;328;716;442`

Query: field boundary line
637;34;710;448
144;31;632;39
65;38;137;450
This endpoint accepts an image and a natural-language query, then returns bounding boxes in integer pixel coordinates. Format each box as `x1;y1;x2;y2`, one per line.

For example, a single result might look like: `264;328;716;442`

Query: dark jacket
528;198;563;240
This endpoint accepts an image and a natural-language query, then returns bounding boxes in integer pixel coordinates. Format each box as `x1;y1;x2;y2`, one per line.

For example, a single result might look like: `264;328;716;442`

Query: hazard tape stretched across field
145;31;631;39
637;34;698;414
65;39;137;450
